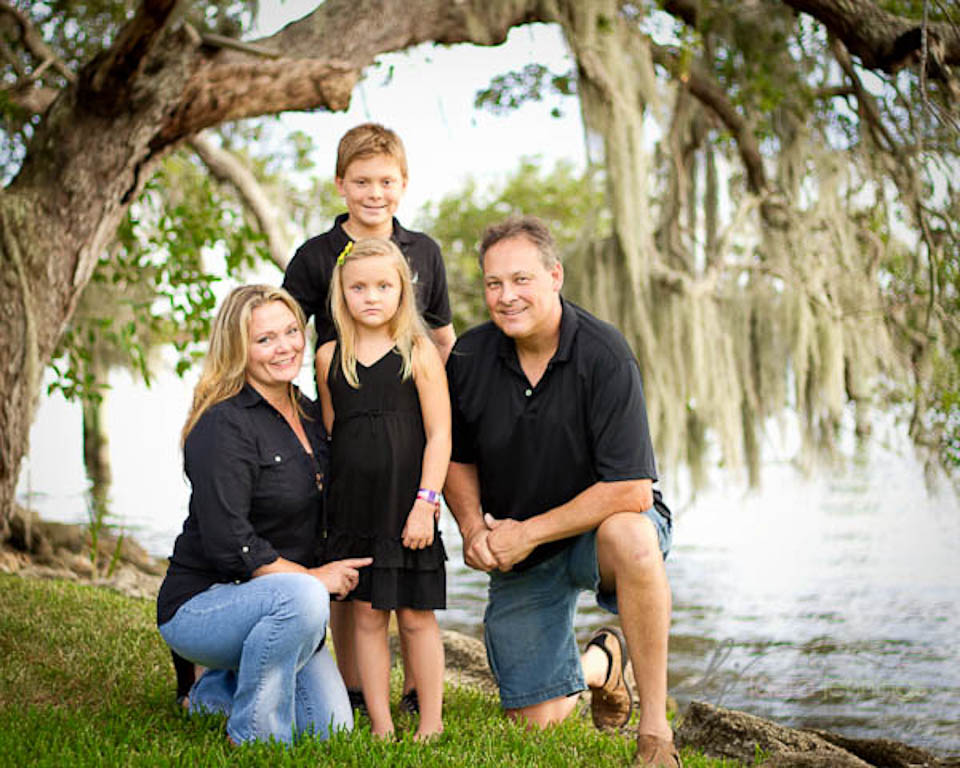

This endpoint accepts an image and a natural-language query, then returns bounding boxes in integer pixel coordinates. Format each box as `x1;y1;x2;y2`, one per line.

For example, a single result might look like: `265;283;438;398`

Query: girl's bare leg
400;632;416;698
329;601;361;690
353;600;394;737
397;607;444;739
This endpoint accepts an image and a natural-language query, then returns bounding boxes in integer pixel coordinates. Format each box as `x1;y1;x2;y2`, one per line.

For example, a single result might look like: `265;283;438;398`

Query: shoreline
3;508;958;765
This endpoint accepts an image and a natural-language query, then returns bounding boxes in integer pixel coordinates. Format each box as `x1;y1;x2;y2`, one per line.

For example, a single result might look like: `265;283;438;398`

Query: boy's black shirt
283;213;452;346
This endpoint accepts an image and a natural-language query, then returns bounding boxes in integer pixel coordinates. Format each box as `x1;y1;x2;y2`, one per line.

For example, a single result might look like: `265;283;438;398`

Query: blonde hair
335;122;408;180
329;238;427;388
181;285;306;446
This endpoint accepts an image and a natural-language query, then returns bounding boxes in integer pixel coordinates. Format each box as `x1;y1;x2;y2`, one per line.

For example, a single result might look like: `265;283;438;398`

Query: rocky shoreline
2;507;956;767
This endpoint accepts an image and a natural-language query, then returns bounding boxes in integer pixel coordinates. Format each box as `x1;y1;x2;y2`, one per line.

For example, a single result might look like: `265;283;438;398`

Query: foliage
471;1;960;485
416;157;610;330
47;151;267;405
0;576;744;767
0;1;258;181
475;63;578;118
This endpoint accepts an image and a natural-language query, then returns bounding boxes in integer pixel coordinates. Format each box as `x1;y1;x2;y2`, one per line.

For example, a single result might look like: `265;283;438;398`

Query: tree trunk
0;0;564;529
82;354;112;513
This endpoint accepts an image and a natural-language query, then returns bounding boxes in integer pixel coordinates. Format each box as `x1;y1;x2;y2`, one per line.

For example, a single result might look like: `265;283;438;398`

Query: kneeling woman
157;285;371;746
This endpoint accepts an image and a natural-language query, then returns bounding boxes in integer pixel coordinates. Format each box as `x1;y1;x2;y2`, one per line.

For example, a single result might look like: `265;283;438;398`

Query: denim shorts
483;506;671;710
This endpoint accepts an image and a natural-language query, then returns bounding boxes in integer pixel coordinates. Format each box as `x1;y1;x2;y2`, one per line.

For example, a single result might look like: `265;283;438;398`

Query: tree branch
780;0;960;76
0;83;58;114
0;0;77;82
188;132;291;271
154;0;551;146
651;43;769;195
79;0;179;113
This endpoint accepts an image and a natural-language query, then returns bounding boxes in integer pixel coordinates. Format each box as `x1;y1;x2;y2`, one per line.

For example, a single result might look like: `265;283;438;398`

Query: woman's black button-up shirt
157;384;328;626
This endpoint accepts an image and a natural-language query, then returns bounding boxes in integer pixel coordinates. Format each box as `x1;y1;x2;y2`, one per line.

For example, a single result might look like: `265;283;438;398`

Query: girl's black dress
323;345;446;610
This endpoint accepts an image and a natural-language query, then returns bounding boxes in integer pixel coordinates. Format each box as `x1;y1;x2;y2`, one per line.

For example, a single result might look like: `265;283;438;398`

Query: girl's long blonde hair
329;238;427;388
181;285;306;447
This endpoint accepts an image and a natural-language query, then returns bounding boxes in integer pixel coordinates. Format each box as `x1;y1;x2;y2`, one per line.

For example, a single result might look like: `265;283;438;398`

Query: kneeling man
444;216;680;768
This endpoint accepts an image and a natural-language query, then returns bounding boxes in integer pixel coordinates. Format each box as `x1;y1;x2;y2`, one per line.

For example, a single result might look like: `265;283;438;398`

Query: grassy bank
0;575;742;767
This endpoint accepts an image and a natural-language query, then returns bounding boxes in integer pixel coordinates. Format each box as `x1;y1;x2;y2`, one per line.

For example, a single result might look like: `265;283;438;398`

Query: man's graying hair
479;215;559;270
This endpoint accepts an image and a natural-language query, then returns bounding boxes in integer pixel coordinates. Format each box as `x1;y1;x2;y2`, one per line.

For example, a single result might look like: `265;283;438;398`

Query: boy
283;122;455;361
282;122;455;714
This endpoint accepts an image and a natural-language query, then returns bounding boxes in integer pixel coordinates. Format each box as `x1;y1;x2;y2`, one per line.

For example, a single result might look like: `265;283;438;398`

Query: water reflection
440;458;959;755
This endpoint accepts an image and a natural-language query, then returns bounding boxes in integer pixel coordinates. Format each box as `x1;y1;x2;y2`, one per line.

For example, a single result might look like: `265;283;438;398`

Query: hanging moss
555;0;907;489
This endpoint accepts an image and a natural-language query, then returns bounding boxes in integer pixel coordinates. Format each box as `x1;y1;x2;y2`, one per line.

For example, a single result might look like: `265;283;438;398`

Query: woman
157;284;371;746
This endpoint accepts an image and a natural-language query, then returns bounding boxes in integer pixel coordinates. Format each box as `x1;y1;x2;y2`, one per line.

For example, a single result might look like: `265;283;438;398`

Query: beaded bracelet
416;488;441;505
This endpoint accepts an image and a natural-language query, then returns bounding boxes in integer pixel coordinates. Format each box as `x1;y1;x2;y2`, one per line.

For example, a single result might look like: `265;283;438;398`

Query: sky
249;2;589;217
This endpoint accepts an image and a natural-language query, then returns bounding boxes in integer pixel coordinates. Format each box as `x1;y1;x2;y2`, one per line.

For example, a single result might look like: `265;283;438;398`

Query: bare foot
414;723;444;742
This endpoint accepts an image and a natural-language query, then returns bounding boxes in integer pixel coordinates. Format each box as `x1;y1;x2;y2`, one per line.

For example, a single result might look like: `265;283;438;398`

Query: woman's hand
310;557;372;598
402;499;436;549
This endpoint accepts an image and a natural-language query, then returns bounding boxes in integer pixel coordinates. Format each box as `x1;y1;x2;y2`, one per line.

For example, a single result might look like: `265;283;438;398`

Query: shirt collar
554;297;579;363
236;381;304;409
236;382;263;408
495;295;579;368
334;212;412;246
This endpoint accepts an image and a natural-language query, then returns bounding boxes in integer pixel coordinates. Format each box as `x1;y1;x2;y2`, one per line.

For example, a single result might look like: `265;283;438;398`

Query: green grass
0;574;744;766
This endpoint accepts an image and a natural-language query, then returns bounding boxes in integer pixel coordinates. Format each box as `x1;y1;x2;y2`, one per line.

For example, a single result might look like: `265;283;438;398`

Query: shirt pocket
253;443;308;509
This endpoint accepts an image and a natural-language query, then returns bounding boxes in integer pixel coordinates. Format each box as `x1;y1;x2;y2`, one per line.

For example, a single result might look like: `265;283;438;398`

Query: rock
18;564;80;582
60;549;96;578
439;629;498;695
4;504;167;588
761;755;867;767
808;728;946;768
389;629;497;695
677;701;954;767
0;548;28;573
676;701;871;767
94;564;163;601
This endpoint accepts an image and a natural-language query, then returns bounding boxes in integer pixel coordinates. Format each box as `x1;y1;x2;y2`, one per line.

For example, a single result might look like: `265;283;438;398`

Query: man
443;216;680;768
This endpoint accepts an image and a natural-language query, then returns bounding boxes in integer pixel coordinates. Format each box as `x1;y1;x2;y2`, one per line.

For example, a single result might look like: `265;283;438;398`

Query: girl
317;238;451;740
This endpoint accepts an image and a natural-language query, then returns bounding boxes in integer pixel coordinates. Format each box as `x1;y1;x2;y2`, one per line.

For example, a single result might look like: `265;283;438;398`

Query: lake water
17;368;960;756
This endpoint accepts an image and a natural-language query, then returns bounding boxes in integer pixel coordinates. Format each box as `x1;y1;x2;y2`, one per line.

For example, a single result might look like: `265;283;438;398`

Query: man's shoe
634;733;682;767
586;626;633;730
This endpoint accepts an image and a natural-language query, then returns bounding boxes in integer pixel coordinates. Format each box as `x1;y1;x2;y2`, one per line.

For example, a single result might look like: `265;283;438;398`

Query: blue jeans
484;506;672;709
159;572;352;745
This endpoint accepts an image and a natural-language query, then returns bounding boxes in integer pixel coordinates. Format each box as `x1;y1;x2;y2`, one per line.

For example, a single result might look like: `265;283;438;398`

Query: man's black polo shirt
283;213;452;346
447;298;658;571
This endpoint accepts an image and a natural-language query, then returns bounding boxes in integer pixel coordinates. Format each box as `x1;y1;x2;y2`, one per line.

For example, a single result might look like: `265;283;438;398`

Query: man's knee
505;696;578;729
597;512;662;575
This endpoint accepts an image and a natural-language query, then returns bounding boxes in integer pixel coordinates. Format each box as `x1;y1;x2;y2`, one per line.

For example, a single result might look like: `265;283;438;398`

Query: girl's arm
315;341;336;434
402;338;452;549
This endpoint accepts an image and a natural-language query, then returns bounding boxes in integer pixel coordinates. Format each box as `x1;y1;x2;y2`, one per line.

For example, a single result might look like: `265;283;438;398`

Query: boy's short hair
335;123;408;180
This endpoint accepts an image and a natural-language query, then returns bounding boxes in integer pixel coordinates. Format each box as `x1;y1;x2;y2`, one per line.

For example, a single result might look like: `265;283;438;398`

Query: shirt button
241;545;249;553
274;455;281;462
524;388;533;397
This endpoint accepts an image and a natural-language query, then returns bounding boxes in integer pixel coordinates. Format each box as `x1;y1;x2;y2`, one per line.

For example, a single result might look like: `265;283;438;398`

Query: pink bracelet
416;488;441;505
